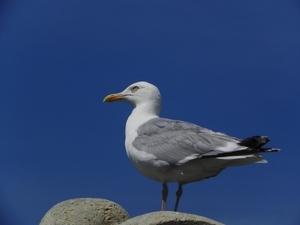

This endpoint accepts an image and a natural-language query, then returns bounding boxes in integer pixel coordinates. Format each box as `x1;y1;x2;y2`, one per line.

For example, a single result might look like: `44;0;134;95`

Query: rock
39;198;130;225
119;211;224;225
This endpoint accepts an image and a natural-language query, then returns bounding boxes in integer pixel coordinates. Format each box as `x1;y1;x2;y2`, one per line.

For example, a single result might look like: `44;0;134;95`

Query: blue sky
0;1;299;224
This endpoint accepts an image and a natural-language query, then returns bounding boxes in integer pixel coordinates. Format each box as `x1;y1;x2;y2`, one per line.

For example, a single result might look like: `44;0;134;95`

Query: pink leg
161;183;168;211
174;183;182;211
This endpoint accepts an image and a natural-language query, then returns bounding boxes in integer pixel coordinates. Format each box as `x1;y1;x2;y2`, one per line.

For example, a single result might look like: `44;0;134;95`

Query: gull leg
174;183;183;212
161;183;168;211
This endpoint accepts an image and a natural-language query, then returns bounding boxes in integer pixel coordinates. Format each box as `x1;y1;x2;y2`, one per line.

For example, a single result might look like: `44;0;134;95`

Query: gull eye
130;86;139;92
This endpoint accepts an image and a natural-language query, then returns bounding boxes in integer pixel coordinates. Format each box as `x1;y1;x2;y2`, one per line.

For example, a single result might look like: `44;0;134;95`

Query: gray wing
132;118;246;166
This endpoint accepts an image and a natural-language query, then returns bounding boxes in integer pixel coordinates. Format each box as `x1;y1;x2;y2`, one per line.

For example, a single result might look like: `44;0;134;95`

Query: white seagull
103;81;279;211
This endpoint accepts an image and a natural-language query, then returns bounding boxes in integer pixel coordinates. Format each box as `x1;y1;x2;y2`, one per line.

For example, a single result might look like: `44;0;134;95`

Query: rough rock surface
119;211;224;225
39;198;130;225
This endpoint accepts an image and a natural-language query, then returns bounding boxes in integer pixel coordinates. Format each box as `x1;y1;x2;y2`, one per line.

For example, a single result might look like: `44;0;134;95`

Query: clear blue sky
1;1;299;225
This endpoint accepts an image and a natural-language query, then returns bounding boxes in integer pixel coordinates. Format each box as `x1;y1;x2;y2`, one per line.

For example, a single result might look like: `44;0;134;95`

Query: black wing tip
240;135;270;148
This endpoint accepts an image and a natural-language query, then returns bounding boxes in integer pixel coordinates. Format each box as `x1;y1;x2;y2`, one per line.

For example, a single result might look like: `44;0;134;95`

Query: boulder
119;211;224;225
39;198;130;225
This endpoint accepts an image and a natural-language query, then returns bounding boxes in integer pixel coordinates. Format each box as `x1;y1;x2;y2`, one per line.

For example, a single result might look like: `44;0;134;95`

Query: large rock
119;211;224;225
39;198;130;225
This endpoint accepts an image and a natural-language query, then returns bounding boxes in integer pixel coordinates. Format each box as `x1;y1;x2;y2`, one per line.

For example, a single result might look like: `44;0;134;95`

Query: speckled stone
39;198;130;225
119;211;224;225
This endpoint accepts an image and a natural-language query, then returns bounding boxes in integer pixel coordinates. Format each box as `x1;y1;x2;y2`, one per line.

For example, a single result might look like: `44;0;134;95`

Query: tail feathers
259;147;280;152
203;147;279;159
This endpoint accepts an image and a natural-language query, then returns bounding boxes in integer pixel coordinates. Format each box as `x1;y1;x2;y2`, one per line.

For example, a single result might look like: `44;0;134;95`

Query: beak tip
103;94;124;103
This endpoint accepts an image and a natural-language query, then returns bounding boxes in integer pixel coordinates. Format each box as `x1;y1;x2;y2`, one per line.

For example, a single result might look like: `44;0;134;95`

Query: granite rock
119;211;224;225
39;198;130;225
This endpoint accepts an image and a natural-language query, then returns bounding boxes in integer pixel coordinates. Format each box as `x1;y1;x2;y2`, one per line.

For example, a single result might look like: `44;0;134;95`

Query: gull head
103;81;162;112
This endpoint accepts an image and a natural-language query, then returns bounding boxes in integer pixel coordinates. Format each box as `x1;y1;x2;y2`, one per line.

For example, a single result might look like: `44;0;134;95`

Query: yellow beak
103;93;125;102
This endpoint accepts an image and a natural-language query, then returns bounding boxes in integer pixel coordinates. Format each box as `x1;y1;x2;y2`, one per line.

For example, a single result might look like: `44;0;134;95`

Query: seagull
103;81;279;211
